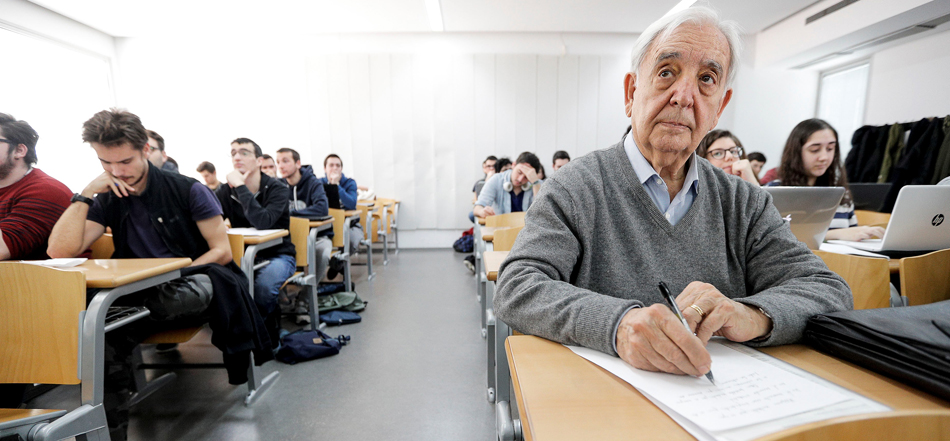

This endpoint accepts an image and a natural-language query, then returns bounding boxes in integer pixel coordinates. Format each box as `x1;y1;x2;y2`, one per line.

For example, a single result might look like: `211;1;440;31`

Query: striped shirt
0;168;73;260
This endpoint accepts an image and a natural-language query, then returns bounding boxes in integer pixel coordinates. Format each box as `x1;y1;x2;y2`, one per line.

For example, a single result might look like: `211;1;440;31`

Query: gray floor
30;249;495;441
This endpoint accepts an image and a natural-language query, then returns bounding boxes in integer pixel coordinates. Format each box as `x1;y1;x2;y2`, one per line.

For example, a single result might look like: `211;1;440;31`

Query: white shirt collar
623;132;700;191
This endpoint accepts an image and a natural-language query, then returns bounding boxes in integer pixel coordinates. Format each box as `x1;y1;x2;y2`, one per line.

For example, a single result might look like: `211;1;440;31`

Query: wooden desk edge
241;230;289;245
506;337;535;441
483;251;508;282
83;258;192;288
309;219;333;228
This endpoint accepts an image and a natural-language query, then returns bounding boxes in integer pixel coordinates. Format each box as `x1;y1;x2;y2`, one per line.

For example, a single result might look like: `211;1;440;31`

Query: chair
486;212;526;228
0;263;110;441
354;204;379;273
492;226;523;252
280;216;320;327
328;208;359;290
855;209;891;228
757;409;950;441
899;248;950;306
368;199;393;265
813;250;891;309
377;197;400;254
89;233;114;259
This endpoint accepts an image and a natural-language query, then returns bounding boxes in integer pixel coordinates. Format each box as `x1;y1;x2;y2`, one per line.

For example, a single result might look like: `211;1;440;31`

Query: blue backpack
275;329;350;365
453;234;474;253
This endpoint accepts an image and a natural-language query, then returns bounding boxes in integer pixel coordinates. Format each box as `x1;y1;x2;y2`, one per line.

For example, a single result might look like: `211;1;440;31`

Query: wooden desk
79;258;192;407
478;217;487;225
506;335;950;441
309;219;333;229
77;258;192;289
481;226;514;243
484;251;509;282
240;230;288;245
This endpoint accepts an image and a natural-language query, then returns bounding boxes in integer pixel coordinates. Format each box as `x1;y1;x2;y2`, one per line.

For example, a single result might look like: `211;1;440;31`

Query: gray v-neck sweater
494;142;852;356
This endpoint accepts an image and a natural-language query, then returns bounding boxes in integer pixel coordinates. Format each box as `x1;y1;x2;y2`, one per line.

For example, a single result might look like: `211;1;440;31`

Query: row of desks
477;233;950;440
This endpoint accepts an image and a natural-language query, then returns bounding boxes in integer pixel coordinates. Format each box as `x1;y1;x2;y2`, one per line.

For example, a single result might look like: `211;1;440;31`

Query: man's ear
12;144;28;160
711;88;734;127
624;73;637;118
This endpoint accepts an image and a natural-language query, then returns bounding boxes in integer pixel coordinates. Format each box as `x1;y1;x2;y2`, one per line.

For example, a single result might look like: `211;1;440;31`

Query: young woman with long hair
767;118;884;242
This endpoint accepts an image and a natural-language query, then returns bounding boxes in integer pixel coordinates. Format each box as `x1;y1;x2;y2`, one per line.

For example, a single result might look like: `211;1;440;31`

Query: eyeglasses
707;147;743;160
230;149;255;158
0;139;10;145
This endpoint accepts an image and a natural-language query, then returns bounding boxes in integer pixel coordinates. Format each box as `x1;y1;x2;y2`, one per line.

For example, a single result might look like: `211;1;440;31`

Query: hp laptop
849;183;892;212
828;185;950;253
763;187;845;250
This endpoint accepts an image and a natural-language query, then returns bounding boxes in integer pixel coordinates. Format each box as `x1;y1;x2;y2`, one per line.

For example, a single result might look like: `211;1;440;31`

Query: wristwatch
71;193;94;206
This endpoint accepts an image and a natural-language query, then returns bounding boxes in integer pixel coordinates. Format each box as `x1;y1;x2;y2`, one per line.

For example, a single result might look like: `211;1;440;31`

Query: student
217;138;296;335
146;129;178;174
494;157;512;174
552;150;571;171
0;113;73;261
747;151;767;180
469;155;498;223
695;130;759;185
494;8;850;378
474;152;541;218
276;147;331;324
48;110;270;440
196;160;222;191
261;153;277;178
318;153;363;248
766;119;885;242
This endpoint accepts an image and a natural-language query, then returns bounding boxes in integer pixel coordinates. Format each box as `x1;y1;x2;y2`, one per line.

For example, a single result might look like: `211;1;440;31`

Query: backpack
453;234;474;253
319;310;362;326
275;329;350;365
317;291;368;312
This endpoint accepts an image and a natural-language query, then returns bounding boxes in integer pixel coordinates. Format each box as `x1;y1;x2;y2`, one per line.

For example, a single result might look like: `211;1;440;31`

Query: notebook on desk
828;185;950;253
763;187;845;250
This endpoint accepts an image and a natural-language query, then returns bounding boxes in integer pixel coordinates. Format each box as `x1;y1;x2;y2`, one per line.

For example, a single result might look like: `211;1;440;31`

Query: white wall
864;28;950;126
115;33;634;246
717;36;820;172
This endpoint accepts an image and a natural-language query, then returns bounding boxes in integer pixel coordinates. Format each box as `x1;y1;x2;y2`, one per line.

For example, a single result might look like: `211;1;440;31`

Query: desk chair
89;233;114;259
353;204;378;274
0;263;110;441
377;197;400;254
855;210;891;228
486;212;526;228
132;233;280;407
899;248;950;306
757;409;950;441
371;198;398;262
813;250;891;309
280;217;320;327
328;208;362;291
492;226;523;253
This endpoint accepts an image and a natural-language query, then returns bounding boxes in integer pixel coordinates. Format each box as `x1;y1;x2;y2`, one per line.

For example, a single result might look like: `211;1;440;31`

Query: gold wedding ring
689;304;706;319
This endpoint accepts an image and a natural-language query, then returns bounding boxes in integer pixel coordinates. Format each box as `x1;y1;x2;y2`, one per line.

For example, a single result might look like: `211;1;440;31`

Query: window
0;27;114;192
816;62;870;159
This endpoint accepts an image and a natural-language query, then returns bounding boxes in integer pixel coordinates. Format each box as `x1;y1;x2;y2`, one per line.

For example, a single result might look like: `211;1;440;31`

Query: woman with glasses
765;118;884;242
696;130;760;185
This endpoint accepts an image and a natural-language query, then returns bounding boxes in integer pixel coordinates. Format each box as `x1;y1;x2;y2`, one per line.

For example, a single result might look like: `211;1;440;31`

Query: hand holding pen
659;281;716;384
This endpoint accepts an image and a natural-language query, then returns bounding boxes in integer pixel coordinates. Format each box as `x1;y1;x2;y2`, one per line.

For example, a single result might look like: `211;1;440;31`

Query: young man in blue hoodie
318;153;363;248
276;148;332;324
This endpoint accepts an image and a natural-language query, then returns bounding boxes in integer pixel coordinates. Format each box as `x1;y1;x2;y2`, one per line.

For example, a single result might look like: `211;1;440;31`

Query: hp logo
934;214;945;227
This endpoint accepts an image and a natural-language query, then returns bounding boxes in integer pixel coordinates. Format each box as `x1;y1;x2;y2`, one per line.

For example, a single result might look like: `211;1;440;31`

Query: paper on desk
228;228;284;236
819;242;889;259
569;341;852;432
21;258;87;268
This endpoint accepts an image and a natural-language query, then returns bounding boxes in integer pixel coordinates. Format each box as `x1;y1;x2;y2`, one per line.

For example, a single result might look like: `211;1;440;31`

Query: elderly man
494;7;851;379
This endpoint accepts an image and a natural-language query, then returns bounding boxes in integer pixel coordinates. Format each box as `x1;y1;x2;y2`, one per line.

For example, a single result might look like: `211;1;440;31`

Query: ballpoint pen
658;281;716;384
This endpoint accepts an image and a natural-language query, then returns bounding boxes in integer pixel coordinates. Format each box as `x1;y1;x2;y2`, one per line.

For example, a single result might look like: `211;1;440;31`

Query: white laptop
828;185;950;252
763;187;845;250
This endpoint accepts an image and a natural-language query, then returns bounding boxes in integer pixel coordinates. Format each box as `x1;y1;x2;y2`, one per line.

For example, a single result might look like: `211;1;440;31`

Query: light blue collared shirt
623;133;700;225
613;134;701;354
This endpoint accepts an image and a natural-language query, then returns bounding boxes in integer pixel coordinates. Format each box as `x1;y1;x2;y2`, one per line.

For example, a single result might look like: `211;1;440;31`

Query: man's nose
669;78;696;108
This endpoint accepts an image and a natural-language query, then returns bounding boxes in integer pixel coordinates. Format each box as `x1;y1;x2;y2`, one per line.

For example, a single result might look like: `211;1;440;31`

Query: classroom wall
114;33;634;247
864;28;950;126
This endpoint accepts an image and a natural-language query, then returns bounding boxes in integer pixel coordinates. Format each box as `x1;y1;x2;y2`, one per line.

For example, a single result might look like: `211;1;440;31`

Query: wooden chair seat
142;326;204;345
813;250;891;309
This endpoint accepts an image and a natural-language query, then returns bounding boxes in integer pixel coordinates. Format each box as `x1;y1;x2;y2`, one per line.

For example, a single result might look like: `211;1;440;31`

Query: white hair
629;6;743;88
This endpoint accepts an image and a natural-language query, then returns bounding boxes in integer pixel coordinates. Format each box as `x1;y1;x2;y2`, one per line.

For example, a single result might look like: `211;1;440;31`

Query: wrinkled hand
675;281;772;344
226;169;249;188
83;171;135;198
517;163;539;184
829;225;886;242
615;305;711;377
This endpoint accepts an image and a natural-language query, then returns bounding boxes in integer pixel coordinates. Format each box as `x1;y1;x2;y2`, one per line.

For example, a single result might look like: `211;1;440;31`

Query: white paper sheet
227;228;285;236
567;341;890;439
819;242;889;259
21;258;87;268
